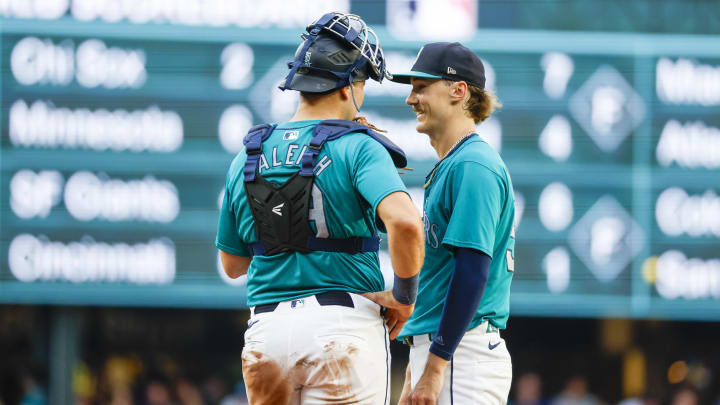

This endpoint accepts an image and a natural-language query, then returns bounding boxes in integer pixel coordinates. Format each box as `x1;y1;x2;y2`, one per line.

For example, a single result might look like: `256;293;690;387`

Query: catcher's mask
279;12;390;94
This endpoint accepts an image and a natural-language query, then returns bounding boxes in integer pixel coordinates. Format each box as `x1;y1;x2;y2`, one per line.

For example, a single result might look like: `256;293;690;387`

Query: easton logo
272;203;285;216
447;66;457;75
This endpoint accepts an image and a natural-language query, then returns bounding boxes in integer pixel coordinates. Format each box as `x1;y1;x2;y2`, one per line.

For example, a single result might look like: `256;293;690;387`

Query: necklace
440;130;475;160
424;130;476;189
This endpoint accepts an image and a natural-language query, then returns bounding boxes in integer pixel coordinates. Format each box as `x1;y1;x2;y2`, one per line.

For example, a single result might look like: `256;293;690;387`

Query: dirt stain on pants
242;351;291;405
243;341;363;404
302;341;360;403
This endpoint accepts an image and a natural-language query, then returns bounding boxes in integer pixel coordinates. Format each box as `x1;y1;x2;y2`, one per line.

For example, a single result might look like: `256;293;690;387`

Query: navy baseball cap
391;42;486;89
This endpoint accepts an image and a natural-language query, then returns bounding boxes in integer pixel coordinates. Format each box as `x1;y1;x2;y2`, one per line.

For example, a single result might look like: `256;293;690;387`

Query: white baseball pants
408;323;512;404
241;293;391;405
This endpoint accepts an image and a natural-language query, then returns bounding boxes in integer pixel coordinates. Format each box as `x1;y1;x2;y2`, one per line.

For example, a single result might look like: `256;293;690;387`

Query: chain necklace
424;130;476;189
441;130;475;160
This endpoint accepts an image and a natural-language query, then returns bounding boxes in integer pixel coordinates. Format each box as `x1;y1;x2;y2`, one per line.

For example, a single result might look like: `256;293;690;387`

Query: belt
402;322;500;346
253;291;355;314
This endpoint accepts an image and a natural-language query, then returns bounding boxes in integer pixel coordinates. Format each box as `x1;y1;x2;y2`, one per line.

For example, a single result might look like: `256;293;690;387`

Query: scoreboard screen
2;15;719;320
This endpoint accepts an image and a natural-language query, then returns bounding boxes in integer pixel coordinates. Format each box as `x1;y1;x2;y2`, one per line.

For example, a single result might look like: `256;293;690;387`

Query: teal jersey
399;135;516;338
216;120;408;306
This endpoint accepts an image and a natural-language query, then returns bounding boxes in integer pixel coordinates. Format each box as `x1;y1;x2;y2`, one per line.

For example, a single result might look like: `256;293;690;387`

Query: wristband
392;273;419;305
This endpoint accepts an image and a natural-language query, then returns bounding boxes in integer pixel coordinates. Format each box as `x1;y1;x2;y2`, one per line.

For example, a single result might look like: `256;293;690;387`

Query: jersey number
309;184;329;238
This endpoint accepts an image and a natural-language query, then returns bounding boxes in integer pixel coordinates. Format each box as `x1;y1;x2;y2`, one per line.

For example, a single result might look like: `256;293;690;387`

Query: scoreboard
1;16;720;320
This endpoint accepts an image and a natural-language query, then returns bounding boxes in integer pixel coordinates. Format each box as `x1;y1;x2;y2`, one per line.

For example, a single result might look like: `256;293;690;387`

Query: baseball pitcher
372;42;516;404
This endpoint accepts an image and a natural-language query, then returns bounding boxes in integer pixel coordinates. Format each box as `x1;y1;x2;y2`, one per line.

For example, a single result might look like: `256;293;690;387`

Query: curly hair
445;80;502;123
464;85;502;123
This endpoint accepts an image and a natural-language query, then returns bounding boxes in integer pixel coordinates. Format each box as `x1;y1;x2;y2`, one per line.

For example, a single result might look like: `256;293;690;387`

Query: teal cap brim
389;70;443;84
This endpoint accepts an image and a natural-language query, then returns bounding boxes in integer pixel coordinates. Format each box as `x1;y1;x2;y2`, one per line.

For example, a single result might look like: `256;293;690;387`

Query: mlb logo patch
283;130;299;141
290;299;305;308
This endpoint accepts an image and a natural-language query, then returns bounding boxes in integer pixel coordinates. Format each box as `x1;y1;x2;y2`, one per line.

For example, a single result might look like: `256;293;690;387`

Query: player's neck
430;116;476;160
290;97;352;122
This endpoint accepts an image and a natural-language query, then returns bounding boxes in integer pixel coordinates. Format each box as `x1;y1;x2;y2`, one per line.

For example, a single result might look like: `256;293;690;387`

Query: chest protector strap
242;120;407;257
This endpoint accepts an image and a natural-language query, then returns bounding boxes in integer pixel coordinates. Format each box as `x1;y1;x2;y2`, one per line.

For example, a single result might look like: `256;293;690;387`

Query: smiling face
405;77;454;135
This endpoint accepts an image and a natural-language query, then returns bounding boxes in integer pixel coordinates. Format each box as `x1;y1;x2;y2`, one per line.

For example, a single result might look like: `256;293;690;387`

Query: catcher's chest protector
244;171;314;255
242;120;407;257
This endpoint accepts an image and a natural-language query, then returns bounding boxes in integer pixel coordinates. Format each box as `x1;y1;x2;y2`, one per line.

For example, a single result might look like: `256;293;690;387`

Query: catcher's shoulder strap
241;120;406;256
299;119;408;171
242;120;407;181
243;123;277;182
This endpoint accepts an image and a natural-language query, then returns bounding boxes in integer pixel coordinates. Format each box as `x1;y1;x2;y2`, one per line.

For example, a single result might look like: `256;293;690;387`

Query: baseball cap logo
447;66;457;75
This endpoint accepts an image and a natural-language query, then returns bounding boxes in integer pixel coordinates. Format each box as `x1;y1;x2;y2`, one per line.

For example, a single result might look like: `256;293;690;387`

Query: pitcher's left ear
449;80;468;103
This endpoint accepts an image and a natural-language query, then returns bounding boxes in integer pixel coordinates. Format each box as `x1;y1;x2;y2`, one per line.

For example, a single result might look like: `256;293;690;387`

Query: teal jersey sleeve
442;161;506;258
216;169;251;257
350;136;408;228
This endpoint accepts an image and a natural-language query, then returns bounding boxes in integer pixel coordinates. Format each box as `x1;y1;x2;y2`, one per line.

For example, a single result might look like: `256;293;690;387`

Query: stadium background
1;0;719;404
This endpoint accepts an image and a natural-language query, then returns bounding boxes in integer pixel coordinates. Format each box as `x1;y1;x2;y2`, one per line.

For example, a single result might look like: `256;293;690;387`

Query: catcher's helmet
279;12;390;93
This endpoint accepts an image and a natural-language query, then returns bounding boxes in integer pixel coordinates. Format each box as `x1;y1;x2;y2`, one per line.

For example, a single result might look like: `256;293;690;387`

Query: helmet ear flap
354;61;371;83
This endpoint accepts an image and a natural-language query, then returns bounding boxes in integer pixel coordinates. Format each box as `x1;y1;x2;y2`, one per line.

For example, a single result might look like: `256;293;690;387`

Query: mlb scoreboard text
1;15;719;320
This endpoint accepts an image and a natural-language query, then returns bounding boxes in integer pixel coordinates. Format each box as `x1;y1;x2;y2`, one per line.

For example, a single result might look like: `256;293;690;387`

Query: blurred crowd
1;356;249;405
5;364;720;405
509;373;718;405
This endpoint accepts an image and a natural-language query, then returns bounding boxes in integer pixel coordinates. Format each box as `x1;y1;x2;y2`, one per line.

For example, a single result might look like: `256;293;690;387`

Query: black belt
253;291;355;314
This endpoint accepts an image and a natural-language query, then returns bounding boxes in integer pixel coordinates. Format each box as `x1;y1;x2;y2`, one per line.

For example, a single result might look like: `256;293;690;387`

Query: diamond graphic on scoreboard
568;195;645;283
569;65;645;153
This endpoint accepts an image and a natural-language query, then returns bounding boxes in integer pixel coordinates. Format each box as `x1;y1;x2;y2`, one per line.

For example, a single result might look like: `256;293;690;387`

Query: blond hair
445;80;502;123
465;85;502;123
